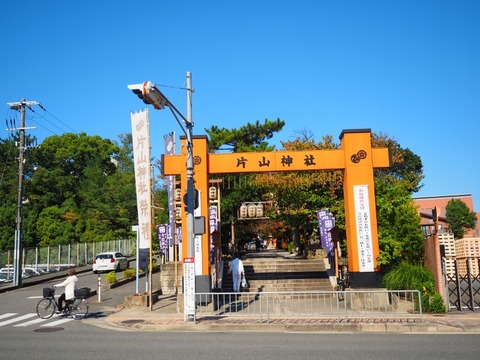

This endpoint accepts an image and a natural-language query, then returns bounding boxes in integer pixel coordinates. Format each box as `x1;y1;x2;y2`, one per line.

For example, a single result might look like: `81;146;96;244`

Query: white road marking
0;313;37;327
43;317;74;326
0;313;17;320
14;317;50;327
0;312;76;328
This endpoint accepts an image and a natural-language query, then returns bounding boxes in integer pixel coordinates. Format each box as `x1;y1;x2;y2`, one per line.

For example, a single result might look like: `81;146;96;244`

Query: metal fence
445;258;480;311
0;239;135;271
195;289;423;323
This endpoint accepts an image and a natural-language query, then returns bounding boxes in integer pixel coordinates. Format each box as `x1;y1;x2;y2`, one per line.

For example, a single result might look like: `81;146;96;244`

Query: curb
104;320;472;333
102;313;480;333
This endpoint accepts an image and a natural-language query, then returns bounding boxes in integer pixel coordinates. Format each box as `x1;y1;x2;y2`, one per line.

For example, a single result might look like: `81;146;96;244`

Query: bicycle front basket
43;287;54;298
74;287;90;299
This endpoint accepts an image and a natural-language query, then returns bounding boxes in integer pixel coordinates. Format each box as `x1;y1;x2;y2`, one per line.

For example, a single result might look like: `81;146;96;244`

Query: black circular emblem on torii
351;150;367;163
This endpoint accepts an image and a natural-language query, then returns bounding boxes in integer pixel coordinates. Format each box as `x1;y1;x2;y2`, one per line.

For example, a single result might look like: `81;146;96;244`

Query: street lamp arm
128;81;192;127
167;106;189;138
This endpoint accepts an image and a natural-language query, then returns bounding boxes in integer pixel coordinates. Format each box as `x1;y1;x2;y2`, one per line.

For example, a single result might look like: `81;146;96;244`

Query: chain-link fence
0;239;135;271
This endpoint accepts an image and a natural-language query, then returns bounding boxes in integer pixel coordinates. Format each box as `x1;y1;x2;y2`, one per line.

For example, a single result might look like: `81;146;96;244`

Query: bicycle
336;272;350;301
36;287;90;319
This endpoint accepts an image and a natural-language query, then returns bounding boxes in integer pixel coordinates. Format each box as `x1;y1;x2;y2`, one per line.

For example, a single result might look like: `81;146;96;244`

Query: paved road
0;327;479;360
1;255;480;333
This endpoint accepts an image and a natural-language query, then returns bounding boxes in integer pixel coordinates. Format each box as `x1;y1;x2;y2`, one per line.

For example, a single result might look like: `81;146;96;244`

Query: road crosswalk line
0;313;17;320
0;313;75;327
0;313;37;327
43;317;74;326
14;316;50;327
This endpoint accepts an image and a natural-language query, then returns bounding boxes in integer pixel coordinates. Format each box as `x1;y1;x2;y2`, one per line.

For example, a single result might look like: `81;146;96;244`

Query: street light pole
128;73;196;321
14;102;26;287
185;72;195;258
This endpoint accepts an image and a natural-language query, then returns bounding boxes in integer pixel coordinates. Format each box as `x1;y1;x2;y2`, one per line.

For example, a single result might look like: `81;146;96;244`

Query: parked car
24;267;45;275
0;268;30;279
23;267;45;277
0;273;11;282
92;252;129;273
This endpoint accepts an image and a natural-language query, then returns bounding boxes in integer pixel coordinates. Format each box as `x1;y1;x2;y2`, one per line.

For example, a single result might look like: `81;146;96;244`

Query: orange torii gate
162;129;390;288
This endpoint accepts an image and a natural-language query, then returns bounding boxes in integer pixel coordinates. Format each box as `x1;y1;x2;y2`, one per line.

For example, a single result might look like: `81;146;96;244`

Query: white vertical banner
183;257;196;321
353;185;374;272
131;109;152;250
194;190;203;275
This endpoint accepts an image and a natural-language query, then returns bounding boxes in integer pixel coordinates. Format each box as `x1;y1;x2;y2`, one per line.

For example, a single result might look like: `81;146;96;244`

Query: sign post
183;257;196;322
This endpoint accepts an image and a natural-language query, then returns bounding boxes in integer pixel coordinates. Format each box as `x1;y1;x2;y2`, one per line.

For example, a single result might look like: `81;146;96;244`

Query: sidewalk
104;294;480;333
103;247;480;333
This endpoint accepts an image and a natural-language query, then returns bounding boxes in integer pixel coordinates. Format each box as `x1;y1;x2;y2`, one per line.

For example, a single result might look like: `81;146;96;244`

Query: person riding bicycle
53;268;78;313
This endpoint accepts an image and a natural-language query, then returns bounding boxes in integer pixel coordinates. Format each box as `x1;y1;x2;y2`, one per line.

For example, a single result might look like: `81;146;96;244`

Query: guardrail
195;290;423;323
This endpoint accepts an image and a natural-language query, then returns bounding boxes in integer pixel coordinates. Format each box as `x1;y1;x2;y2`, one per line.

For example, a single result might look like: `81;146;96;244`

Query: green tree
206;118;285;152
372;133;424;193
445;199;477;239
205;119;285;252
0;138;17;250
252;131;344;253
113;133;135;173
375;180;425;268
22;132;137;246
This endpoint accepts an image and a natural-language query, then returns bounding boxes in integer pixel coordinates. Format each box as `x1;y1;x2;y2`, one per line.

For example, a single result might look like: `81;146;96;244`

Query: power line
38;103;77;133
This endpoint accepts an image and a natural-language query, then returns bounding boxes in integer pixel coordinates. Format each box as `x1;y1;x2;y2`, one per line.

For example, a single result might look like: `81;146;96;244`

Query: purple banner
317;209;335;255
176;225;182;244
164;132;175;247
209;206;218;264
157;224;169;255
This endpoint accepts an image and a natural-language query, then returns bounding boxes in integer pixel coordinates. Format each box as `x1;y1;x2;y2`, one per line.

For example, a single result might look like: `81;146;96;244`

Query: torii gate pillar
179;135;211;292
340;129;383;287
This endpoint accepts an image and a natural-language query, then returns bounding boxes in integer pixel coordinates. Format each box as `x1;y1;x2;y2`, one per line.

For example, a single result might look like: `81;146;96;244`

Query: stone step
243;266;325;272
159;250;332;294
242;271;327;278
242;260;324;269
223;278;331;286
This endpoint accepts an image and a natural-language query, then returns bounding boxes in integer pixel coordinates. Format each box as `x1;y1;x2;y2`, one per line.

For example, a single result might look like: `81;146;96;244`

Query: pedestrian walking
230;252;244;292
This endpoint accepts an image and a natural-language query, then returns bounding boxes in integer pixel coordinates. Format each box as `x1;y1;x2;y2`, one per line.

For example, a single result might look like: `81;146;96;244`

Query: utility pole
185;72;195;259
7;98;38;287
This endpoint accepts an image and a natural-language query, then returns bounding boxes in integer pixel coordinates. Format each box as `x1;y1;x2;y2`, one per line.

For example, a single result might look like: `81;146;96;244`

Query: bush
123;268;136;279
423;293;447;314
287;241;295;254
104;271;117;284
382;263;446;313
382;263;434;291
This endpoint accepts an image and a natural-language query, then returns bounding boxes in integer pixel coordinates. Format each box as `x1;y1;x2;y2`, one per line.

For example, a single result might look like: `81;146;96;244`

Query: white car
92;252;129;273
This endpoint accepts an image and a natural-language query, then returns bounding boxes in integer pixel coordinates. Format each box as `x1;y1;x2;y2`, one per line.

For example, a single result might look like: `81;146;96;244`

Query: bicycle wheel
36;298;56;319
71;299;89;319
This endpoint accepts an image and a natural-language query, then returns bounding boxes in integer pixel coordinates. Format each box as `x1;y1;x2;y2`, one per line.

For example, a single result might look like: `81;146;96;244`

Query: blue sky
1;1;479;209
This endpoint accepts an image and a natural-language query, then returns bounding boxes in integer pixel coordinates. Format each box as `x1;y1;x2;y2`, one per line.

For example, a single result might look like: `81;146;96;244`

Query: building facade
414;194;480;278
414;194;478;237
455;237;480;276
437;229;455;277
